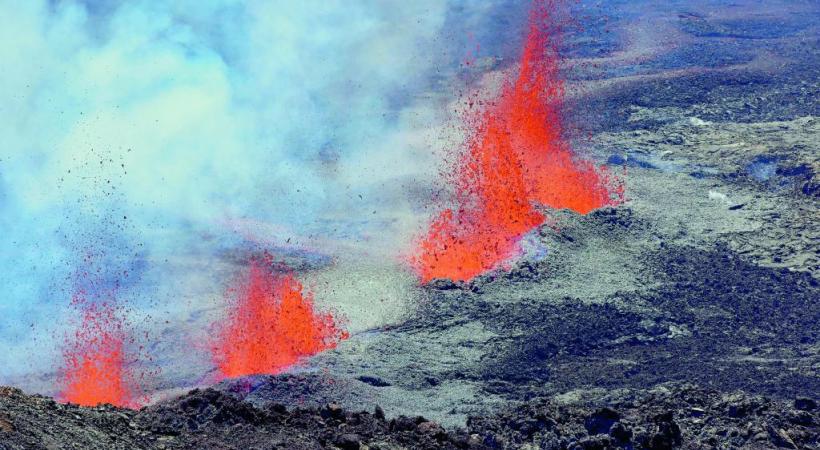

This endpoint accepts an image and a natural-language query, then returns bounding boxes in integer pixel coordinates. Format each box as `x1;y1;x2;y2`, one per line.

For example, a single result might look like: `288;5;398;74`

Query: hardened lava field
0;0;818;449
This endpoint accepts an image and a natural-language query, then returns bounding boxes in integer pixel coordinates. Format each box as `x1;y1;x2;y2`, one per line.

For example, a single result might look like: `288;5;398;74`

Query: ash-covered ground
2;0;818;449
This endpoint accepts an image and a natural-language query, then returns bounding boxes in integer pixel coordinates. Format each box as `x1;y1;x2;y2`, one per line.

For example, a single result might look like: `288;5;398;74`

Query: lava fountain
410;0;622;283
210;258;348;379
505;0;621;213
58;299;140;408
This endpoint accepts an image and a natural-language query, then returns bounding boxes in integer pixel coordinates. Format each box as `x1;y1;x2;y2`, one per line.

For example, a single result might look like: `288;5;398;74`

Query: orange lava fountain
58;300;139;408
506;0;619;213
210;259;348;379
411;0;621;283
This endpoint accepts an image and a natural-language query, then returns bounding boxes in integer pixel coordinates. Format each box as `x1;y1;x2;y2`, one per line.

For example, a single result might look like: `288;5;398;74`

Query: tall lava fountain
410;0;622;283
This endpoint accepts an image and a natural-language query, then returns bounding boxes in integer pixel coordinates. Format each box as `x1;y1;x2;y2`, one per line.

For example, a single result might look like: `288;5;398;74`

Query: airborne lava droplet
58;299;140;408
211;259;348;379
411;0;622;283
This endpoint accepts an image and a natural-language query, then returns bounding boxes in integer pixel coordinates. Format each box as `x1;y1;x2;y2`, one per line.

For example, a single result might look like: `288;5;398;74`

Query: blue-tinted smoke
0;0;531;390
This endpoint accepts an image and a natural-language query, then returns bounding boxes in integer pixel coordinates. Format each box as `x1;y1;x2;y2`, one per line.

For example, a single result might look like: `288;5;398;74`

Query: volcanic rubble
0;382;817;450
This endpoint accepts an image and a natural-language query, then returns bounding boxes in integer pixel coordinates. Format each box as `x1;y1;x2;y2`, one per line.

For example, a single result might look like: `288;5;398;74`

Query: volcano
1;0;818;449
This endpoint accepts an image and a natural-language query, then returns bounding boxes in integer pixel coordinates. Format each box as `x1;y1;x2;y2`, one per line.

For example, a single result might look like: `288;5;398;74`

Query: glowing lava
211;259;348;379
411;0;621;283
412;108;546;283
506;0;620;213
58;300;139;408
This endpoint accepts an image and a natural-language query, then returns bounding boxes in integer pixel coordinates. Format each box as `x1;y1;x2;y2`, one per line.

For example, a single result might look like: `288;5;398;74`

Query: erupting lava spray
411;0;622;283
210;258;348;379
58;298;141;408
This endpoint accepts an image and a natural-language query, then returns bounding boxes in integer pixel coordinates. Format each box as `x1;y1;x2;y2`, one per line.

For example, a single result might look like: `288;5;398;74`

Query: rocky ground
1;383;817;449
2;0;819;448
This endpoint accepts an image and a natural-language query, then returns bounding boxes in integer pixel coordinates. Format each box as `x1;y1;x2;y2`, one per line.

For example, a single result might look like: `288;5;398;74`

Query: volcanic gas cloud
59;298;141;408
210;258;348;379
411;0;622;283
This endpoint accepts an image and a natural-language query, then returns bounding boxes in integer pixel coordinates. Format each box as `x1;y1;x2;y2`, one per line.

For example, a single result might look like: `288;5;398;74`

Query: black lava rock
796;397;817;411
585;408;621;435
334;433;361;450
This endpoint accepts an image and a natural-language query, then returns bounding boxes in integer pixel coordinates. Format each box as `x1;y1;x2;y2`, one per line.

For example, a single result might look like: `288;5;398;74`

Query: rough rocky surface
2;1;819;449
1;383;817;449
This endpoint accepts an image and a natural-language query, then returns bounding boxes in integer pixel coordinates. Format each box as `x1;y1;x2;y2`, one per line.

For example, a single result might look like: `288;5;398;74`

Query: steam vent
0;1;817;449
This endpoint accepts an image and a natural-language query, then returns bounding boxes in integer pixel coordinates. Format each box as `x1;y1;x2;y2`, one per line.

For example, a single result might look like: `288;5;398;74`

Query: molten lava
505;0;618;213
411;0;621;283
59;300;139;408
412;106;547;283
211;260;348;379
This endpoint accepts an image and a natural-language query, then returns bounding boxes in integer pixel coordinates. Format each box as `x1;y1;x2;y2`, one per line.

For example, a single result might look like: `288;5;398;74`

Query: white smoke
0;0;527;391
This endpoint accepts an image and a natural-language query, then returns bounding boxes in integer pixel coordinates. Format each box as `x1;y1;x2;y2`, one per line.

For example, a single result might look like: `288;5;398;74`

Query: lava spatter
210;258;348;379
506;0;620;213
411;104;547;283
411;0;621;283
58;299;140;408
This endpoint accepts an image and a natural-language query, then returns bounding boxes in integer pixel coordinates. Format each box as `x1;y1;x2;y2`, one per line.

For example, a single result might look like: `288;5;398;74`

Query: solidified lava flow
58;299;139;408
411;0;621;283
211;259;348;379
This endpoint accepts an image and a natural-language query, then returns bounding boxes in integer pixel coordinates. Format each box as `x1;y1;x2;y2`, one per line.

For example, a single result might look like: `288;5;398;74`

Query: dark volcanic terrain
1;383;818;449
2;0;819;449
